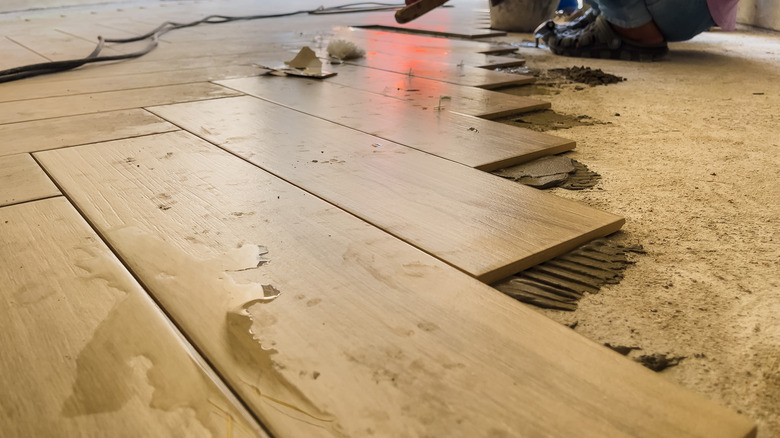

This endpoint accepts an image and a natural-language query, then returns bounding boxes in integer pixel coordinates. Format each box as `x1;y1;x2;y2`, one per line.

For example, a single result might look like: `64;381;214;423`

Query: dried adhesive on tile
105;227;341;434
226;300;342;433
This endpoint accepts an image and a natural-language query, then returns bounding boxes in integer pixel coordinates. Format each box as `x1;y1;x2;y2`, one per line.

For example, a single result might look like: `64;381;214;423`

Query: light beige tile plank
36;134;756;438
53;22;174;55
330;26;513;54
6;29;123;61
0;154;59;206
0;36;48;70
0;197;266;438
345;51;534;89
475;54;528;68
0;82;240;125
148;98;621;282
0;109;177;156
216;75;573;170
315;27;523;66
0;64;262;103
14;51;267;83
323;63;548;118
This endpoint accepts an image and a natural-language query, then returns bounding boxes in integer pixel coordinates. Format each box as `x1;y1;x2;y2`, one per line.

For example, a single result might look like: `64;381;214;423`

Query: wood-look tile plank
0;109;177;156
0;82;240;125
0;197;265;438
323;63;548;118
329;26;512;54
5;29;122;61
216;76;573;170
315;27;522;66
0;154;59;206
346;51;534;89
36;135;756;438
149;98;622;282
308;35;522;68
477;54;528;69
0;64;262;103
17;51;266;83
0;37;48;70
53;23;172;56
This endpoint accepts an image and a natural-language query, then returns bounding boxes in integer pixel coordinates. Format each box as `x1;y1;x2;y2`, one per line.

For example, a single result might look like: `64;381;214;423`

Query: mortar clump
549;66;625;86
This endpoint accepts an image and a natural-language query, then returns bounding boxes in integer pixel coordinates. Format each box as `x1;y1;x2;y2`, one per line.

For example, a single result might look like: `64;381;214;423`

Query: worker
536;0;741;60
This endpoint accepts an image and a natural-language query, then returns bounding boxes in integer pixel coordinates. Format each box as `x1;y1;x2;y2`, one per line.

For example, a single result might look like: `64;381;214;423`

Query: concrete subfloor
489;26;779;437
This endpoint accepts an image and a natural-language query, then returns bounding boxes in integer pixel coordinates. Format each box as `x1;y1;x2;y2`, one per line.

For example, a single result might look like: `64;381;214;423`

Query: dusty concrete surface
490;28;780;437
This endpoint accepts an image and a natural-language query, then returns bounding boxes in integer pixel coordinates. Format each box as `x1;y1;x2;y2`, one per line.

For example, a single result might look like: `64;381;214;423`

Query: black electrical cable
0;2;403;83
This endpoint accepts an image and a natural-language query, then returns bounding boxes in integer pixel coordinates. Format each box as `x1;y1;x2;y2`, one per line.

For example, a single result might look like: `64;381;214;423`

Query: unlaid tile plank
36;135;756;438
0;82;240;125
346;51;534;89
217;76;573;170
0;197;265;438
0;109;177;156
324;63;548;118
0;154;59;206
148;98;620;282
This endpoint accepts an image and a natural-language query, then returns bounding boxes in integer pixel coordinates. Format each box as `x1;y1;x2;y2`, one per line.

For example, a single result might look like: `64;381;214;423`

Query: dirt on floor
490;28;780;437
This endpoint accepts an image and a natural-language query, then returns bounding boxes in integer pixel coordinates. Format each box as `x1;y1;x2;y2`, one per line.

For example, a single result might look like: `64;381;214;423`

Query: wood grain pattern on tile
0;65;261;103
216;76;573;170
0;109;177;156
148;98;621;282
0;82;240;124
0;154;59;206
36;134;755;438
323;63;548;119
0;197;265;438
346;50;534;89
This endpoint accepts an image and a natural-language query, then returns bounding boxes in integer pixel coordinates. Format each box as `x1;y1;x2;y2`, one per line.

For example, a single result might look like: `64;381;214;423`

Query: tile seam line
0;194;63;209
5;35;53;62
29;152;275;438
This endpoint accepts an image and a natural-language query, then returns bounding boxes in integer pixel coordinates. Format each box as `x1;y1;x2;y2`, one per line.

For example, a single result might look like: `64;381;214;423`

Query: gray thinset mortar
490;66;628;309
492;155;600;190
492;238;645;311
496;108;608;132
